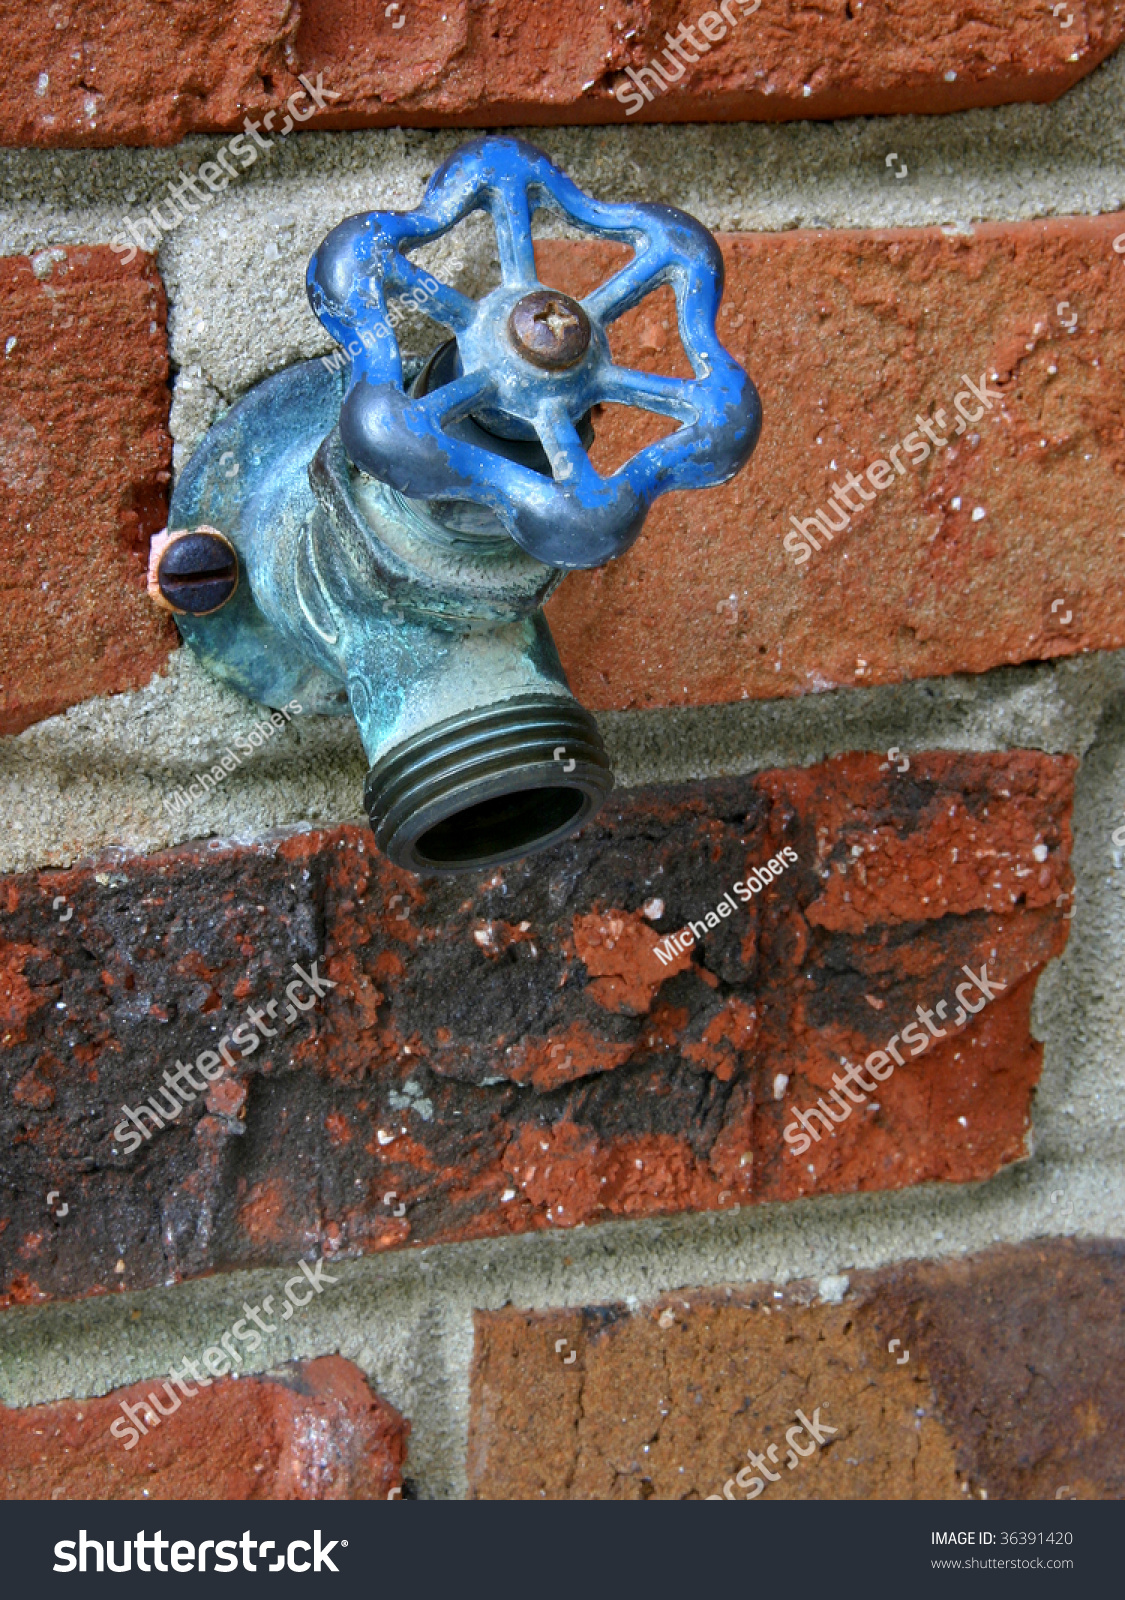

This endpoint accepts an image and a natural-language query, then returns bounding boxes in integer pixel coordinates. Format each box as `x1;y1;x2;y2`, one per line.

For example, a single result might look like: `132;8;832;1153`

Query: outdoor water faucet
154;136;761;875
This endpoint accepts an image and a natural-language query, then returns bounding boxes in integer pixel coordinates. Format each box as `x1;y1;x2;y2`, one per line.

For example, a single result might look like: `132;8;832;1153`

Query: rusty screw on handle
148;527;239;616
508;289;591;370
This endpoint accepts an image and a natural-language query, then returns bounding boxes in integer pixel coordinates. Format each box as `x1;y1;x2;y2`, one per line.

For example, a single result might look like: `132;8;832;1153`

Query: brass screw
508;289;591;370
149;527;239;616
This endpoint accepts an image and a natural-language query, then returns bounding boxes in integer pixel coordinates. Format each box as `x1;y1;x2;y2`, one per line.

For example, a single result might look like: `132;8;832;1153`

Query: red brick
0;249;174;736
0;0;298;148
0;1356;407;1499
0;753;1072;1303
468;1239;1125;1500
541;213;1125;711
2;2;1122;145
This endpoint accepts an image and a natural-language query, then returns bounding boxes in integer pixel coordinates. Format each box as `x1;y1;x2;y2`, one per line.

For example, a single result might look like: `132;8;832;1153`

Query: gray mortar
1;47;1124;1499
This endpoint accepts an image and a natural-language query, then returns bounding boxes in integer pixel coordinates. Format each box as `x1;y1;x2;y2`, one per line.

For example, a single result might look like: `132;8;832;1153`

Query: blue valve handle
307;135;761;570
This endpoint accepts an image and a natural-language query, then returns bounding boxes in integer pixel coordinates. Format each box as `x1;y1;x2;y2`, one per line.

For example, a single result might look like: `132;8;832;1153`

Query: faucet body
168;356;610;872
160;137;761;875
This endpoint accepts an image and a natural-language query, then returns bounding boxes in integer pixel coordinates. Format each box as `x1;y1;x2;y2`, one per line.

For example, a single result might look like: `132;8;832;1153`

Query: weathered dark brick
0;752;1073;1304
468;1239;1125;1499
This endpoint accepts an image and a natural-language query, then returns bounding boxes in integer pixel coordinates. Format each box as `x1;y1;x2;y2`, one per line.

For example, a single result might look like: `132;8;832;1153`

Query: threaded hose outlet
363;694;613;874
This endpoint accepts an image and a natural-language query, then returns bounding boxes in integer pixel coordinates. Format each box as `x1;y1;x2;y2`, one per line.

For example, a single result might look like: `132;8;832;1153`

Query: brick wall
1;3;1124;1501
